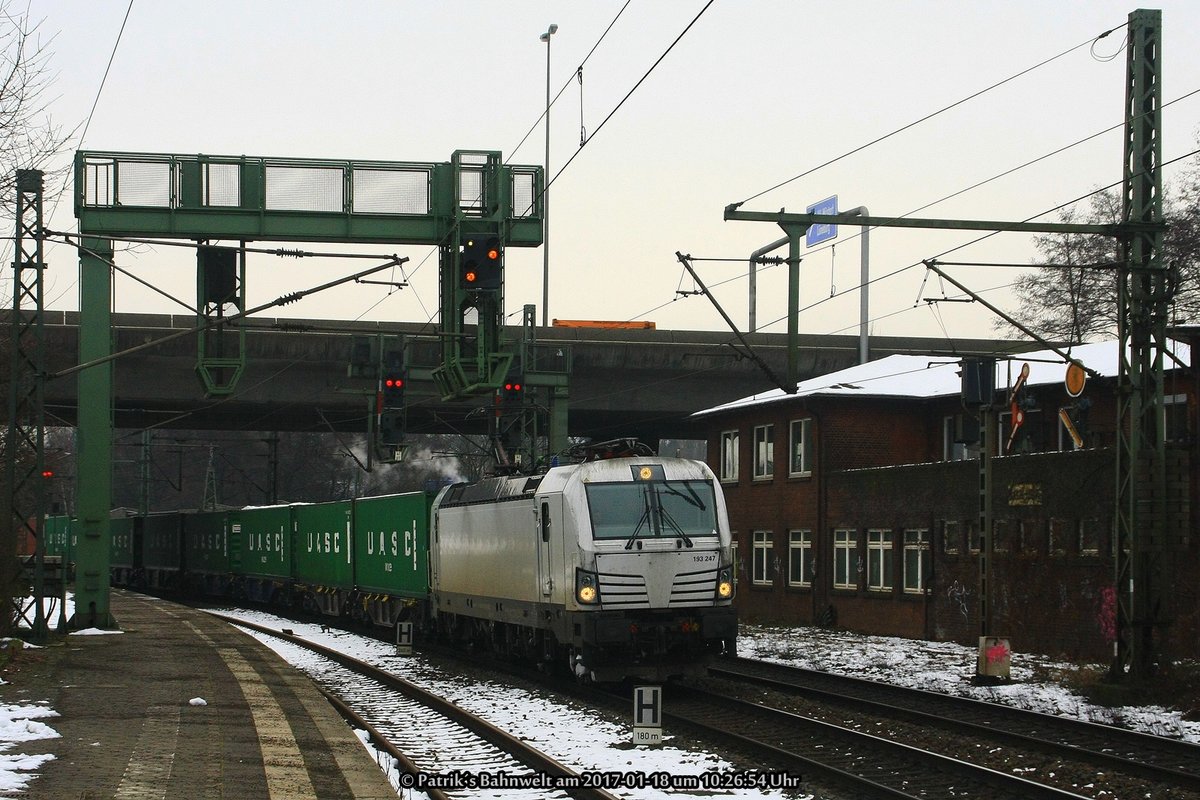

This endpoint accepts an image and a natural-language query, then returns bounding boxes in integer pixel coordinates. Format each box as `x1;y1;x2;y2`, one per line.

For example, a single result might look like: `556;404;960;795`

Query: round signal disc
1065;361;1086;397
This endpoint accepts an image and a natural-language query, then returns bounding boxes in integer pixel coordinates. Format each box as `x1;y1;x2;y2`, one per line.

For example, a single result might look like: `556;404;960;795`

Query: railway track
710;656;1200;794
580;680;1089;800
208;611;620;800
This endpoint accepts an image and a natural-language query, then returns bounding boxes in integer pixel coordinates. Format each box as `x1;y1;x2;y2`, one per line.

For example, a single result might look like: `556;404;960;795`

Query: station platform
5;590;397;799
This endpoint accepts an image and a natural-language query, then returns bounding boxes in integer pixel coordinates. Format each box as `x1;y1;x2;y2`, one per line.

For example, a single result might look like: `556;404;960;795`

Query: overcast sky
29;1;1200;344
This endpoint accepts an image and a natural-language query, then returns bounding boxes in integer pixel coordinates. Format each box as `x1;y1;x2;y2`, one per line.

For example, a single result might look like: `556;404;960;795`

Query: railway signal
501;377;523;408
461;235;502;291
381;349;405;410
379;410;404;447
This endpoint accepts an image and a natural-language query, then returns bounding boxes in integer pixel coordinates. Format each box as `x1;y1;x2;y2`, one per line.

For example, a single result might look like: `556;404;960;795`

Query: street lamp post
539;23;557;328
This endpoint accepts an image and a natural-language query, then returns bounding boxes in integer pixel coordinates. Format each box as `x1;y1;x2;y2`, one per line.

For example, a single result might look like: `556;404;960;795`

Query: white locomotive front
431;456;737;682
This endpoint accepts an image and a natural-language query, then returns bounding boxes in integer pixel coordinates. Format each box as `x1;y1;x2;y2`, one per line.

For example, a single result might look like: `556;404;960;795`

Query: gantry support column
74;237;115;629
1113;7;1169;679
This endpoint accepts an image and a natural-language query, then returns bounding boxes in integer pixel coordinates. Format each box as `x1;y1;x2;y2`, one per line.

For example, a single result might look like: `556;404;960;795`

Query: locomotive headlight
575;568;600;605
717;567;733;600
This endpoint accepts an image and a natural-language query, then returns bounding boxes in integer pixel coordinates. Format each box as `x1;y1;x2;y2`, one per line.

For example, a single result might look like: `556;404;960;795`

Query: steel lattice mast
1113;8;1172;679
4;169;49;639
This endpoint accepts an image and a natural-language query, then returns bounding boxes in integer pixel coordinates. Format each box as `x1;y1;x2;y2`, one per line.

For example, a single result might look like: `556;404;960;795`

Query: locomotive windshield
586;479;718;543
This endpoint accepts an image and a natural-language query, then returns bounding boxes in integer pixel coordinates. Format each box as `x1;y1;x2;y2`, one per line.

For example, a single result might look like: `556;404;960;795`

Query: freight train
44;451;738;682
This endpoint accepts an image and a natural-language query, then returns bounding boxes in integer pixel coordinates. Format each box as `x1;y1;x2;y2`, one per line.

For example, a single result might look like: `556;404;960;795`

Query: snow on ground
738;624;1200;743
0;703;58;795
3;590;1190;796
0;595;70;794
217;607;807;800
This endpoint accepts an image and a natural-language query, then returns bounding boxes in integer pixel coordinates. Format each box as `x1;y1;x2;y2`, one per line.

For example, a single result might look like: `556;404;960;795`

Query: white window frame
943;415;968;461
833;529;857;589
1165;394;1188;442
788;529;813;587
789;418;812;476
752;530;774;585
903;529;930;593
941;519;960;555
1079;518;1101;556
719;430;739;482
867;529;893;591
753;424;774;480
1049;518;1071;556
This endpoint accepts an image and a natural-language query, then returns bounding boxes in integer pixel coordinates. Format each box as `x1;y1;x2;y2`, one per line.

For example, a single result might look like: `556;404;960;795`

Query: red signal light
504;382;521;392
385;378;404;389
486;247;499;261
41;470;53;479
464;270;477;283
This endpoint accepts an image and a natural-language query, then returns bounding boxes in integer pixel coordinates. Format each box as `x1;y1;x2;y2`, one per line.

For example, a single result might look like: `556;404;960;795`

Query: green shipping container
142;512;184;591
353;492;432;598
43;515;72;560
184;511;230;575
292;501;353;590
228;505;292;580
110;515;136;569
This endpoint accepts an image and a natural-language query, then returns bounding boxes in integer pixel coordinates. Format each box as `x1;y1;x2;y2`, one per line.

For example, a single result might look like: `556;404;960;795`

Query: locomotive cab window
586;479;717;541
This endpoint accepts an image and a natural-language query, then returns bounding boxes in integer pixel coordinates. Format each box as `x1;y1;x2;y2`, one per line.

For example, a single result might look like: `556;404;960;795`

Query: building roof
692;339;1191;418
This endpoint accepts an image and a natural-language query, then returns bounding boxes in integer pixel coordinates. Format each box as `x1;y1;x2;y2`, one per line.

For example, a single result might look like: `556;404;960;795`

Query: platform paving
2;591;397;799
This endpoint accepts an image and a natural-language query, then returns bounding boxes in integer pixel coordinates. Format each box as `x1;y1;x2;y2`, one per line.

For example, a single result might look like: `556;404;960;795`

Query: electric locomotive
431;455;737;682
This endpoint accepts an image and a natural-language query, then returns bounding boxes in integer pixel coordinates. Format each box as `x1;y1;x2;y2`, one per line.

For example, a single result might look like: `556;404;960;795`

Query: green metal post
74;236;115;629
778;225;806;388
1113;7;1168;680
5;169;48;640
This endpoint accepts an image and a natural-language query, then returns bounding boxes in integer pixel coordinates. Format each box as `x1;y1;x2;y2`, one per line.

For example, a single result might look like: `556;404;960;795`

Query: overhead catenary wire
537;0;717;204
635;85;1200;327
505;0;632;164
751;147;1200;338
49;0;134;219
733;22;1127;208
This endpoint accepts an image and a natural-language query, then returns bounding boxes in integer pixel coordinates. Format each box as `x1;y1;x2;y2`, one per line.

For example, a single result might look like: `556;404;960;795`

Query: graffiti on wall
947;580;971;623
1098;584;1117;644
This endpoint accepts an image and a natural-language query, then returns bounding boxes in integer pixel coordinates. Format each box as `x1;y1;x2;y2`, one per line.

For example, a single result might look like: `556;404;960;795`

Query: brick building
693;337;1198;662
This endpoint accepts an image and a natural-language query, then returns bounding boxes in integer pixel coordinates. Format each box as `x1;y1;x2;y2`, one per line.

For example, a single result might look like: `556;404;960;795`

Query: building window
720;430;739;482
789;418;812;476
753;425;774;480
991;519;1010;553
1019;519;1043;555
968;521;980;555
943;415;970;461
903;529;930;593
1048;518;1071;556
1165;394;1188;442
1079;518;1102;556
833;529;857;589
752;531;774;584
867;529;893;592
999;407;1044;454
941;520;960;555
788;529;813;587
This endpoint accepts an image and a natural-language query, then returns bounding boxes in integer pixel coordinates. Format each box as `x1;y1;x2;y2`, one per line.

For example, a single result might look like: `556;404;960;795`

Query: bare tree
1005;157;1200;342
0;3;71;231
0;4;73;635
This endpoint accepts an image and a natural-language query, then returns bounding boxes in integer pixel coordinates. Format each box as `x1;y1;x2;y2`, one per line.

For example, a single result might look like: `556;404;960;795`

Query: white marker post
632;685;662;746
395;621;413;656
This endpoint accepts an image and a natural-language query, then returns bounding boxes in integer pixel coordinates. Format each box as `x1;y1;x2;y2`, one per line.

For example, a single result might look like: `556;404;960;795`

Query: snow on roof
692;339;1191;418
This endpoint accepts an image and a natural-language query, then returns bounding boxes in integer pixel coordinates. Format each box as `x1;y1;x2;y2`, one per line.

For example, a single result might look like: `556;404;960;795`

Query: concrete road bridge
39;311;1030;444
